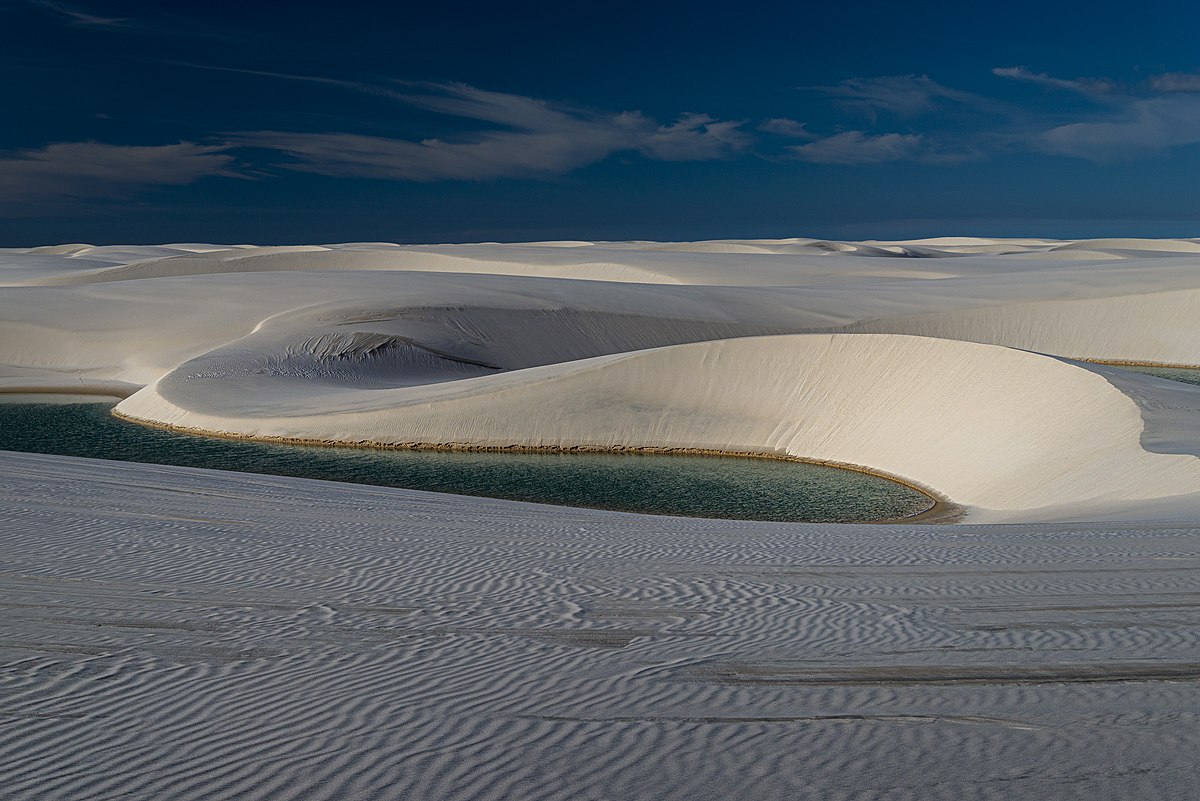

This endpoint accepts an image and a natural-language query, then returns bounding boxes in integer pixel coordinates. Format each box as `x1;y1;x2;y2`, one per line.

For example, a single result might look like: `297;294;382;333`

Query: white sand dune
14;236;1200;289
1048;238;1200;254
2;236;1199;520
3;236;1200;799
115;333;1200;522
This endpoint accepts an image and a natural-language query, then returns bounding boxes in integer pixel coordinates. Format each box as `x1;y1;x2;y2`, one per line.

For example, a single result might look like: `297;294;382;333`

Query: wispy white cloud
811;75;984;121
166;61;363;91
1034;94;1200;159
758;118;815;139
25;0;240;41
10;62;1199;211
989;67;1200;159
25;0;128;28
992;66;1118;96
782;67;1200;165
1149;72;1200;93
0;141;237;204
233;83;751;181
788;131;926;165
640;113;753;160
388;83;586;131
232;129;621;182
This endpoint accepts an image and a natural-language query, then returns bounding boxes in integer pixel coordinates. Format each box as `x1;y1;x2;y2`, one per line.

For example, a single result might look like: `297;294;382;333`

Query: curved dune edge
113;333;1200;523
101;411;961;524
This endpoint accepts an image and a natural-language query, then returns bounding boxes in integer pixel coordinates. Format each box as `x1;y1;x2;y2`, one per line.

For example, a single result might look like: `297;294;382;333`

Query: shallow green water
1119;365;1200;387
0;401;933;523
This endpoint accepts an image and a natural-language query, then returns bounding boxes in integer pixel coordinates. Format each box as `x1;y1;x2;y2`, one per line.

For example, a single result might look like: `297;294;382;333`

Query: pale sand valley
3;237;1200;799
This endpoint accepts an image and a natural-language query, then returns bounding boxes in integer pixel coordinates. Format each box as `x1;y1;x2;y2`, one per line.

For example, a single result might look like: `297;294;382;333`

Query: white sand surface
3;237;1200;799
1;450;1198;800
3;236;1199;520
114;333;1200;522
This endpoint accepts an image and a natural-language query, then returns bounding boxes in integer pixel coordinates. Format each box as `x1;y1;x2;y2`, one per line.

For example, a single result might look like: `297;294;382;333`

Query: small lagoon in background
0;400;932;523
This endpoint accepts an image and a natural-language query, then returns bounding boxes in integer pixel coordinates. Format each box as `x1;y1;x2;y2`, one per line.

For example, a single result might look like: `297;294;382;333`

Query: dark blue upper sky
2;0;1199;245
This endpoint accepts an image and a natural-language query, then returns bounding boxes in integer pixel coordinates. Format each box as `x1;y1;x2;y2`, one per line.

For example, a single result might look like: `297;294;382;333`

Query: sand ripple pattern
4;238;1200;797
2;451;1200;800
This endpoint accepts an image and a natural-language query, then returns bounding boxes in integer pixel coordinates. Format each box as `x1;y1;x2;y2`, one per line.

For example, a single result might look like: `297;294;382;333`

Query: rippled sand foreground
3;451;1199;800
2;237;1200;798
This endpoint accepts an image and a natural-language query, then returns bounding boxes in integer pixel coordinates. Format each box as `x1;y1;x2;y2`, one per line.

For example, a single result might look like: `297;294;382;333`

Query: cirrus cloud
992;66;1118;96
810;75;986;121
0;141;237;205
788;131;925;165
1149;72;1200;93
1034;94;1200;159
231;83;752;182
786;67;1200;166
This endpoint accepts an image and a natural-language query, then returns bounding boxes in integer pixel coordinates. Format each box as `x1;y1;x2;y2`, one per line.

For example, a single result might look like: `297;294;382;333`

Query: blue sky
2;0;1199;244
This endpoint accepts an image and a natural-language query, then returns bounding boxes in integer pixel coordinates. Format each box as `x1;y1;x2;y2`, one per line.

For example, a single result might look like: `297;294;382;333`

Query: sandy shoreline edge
110;407;961;524
1084;359;1200;369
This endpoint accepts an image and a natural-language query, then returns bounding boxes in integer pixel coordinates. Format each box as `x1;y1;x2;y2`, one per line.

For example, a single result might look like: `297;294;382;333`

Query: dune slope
3;237;1199;521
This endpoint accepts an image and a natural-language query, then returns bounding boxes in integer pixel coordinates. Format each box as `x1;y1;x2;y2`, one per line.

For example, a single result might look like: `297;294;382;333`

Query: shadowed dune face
3;236;1200;522
157;303;794;408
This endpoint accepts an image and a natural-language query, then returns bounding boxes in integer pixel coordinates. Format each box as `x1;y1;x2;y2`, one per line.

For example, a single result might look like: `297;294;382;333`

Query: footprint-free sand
3;237;1199;799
